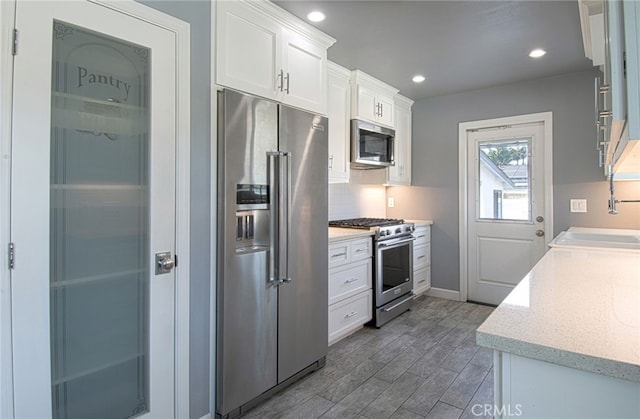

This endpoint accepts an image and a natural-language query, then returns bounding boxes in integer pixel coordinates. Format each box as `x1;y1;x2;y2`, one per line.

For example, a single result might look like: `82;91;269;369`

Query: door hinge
12;29;18;56
8;243;15;269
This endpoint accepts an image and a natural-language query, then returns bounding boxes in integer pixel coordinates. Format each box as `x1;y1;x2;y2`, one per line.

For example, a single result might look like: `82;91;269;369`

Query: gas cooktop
329;217;405;229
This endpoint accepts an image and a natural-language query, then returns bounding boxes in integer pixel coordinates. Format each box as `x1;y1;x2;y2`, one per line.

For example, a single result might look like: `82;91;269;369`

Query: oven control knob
379;230;386;237
395;228;401;234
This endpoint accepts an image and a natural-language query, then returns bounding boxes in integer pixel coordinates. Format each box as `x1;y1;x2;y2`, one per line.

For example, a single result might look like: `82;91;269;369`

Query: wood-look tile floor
243;296;495;419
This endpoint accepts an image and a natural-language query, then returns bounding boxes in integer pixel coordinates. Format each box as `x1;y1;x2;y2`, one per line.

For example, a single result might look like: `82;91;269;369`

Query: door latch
155;251;175;275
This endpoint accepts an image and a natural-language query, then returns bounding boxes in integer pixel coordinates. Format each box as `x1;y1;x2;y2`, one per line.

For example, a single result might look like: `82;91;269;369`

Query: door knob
535;230;545;237
155;251;175;275
536;216;544;223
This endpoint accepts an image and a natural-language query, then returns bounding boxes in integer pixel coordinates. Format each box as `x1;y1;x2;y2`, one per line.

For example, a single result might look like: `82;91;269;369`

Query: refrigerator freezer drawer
328;289;372;345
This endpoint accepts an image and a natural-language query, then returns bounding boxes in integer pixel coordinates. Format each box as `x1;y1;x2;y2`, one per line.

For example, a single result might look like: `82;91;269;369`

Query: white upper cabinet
327;62;351;183
350;70;398;128
216;0;335;115
281;28;328;113
386;94;413;185
613;0;640;178
216;1;280;101
580;0;640;178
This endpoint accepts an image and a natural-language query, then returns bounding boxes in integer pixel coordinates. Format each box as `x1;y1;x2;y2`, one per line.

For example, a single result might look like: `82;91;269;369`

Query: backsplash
328;182;386;220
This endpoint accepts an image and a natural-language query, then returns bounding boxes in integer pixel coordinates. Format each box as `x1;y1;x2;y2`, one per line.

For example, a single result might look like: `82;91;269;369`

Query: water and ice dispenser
235;184;269;253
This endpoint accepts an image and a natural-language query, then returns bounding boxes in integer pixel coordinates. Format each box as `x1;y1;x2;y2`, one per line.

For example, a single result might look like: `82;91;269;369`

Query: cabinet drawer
413;243;430;270
329;237;372;267
328;242;350;268
329;259;371;305
328;290;372;345
413;266;431;295
413;226;430;245
350;238;372;261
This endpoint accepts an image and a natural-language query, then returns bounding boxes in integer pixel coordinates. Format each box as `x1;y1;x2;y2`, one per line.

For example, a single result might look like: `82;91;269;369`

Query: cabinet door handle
277;69;284;92
284;72;290;94
344;277;358;284
354;248;366;253
344;311;358;319
417;255;426;260
416;235;426;239
331;252;347;258
417;279;426;284
328;154;333;169
379;103;383;117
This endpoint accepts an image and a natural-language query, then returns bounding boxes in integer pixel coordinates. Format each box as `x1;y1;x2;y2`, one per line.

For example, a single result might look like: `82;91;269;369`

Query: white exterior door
11;1;177;417
465;120;549;305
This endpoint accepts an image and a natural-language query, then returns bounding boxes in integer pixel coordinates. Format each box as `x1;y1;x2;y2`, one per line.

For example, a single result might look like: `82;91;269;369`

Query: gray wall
387;68;640;293
135;2;211;418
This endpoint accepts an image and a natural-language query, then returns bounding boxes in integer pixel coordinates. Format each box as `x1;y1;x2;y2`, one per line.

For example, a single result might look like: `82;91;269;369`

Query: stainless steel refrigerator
216;89;328;419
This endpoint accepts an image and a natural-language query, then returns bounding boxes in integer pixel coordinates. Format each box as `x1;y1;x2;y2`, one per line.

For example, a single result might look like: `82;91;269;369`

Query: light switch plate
570;199;587;213
388;197;395;208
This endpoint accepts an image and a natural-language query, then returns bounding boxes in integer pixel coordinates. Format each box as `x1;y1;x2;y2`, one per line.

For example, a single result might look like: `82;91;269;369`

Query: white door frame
0;1;17;418
0;1;191;417
458;112;553;302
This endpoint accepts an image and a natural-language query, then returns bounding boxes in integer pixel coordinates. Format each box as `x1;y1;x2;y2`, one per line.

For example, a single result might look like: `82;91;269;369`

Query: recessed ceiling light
529;48;547;58
306;11;325;22
412;75;426;83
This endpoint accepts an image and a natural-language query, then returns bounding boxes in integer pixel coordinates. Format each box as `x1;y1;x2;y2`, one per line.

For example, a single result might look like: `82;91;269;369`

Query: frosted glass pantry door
10;2;177;418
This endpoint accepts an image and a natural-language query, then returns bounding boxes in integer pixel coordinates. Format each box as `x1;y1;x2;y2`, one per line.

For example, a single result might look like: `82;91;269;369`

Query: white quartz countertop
406;219;434;227
328;227;374;242
476;245;640;382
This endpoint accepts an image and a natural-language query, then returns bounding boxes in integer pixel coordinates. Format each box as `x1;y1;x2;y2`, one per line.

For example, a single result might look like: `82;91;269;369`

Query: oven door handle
382;293;415;312
377;236;415;248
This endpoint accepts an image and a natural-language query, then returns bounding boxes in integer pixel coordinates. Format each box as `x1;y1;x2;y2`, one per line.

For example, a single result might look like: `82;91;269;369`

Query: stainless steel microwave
351;119;395;169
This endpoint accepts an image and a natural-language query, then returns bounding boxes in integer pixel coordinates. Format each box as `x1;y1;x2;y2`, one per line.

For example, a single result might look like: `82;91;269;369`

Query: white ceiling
274;0;595;100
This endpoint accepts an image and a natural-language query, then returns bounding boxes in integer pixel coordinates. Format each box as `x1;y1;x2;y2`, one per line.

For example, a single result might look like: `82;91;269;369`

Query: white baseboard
426;287;462;301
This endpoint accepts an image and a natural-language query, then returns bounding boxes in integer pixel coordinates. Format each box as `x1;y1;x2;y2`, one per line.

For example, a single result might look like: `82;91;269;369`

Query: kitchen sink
549;229;640;250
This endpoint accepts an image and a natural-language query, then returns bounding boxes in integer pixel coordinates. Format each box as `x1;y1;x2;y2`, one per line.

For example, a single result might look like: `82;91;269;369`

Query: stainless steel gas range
328;218;415;327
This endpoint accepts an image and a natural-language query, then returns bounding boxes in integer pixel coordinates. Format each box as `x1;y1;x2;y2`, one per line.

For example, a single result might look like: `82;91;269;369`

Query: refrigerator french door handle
279;152;292;283
267;151;292;285
267;151;281;285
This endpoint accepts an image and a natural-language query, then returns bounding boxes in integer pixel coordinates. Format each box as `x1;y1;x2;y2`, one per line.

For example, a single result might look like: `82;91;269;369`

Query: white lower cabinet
328;236;373;345
328;289;372;346
412;225;431;296
413;266;431;295
494;351;640;418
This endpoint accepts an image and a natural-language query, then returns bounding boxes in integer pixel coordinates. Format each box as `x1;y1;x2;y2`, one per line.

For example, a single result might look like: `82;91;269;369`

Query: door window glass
50;21;150;419
478;138;531;221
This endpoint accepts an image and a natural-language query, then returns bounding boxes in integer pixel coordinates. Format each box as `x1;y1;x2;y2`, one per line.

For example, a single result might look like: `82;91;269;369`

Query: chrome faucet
608;173;640;215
